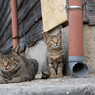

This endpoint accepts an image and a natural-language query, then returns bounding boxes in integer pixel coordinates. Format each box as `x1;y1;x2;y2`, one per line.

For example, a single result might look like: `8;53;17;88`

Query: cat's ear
13;45;20;55
57;28;61;37
43;32;49;44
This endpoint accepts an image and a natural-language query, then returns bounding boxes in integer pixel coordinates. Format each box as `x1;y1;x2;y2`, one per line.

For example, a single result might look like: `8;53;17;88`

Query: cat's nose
3;62;8;68
55;43;58;45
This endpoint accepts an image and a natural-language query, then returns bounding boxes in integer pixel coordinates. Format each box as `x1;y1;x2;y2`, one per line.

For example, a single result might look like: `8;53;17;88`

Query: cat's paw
57;73;63;78
49;68;57;78
49;74;57;78
7;77;22;83
41;74;49;79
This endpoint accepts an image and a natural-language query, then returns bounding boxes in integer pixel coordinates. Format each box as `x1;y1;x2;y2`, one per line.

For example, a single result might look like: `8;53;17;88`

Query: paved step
0;77;95;95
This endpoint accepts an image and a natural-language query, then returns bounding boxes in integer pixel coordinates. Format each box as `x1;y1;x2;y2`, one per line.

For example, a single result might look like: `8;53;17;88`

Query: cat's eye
7;55;12;59
7;55;10;59
9;57;14;62
57;39;61;42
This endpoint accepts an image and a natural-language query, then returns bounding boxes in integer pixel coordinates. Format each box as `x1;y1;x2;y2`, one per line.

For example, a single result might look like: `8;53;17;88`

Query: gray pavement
0;77;95;95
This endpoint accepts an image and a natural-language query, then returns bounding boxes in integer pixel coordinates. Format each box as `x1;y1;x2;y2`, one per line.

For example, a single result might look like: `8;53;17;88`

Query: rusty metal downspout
68;0;88;77
11;0;19;49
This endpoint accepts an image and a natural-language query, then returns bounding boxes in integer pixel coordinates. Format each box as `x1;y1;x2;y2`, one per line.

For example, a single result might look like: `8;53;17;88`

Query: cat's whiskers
3;65;8;70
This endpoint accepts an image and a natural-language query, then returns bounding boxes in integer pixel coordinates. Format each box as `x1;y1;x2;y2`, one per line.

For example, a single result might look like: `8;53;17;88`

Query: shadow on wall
25;40;47;74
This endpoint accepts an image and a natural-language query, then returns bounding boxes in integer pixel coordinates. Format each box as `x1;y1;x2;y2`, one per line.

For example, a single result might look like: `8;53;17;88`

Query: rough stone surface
62;27;70;75
62;24;95;74
0;78;95;95
83;25;95;74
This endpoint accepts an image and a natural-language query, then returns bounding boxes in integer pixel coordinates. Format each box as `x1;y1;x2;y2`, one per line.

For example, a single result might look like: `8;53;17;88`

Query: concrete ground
0;75;95;95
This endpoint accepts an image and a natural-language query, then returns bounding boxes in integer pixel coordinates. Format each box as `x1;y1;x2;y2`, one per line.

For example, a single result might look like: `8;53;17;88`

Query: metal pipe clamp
68;6;82;10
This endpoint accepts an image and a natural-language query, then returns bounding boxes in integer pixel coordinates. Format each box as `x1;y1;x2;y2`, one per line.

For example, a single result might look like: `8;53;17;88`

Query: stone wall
62;25;95;74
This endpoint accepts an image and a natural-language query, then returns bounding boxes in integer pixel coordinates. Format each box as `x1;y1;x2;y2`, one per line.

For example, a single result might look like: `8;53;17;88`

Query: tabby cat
42;26;63;79
0;45;38;83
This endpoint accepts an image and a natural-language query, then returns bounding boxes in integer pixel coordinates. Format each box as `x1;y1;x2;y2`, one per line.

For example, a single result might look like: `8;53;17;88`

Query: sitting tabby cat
0;45;38;83
42;26;63;79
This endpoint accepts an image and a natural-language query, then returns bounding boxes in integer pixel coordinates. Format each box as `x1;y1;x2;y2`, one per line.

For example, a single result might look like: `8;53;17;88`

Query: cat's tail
21;55;38;75
28;59;38;74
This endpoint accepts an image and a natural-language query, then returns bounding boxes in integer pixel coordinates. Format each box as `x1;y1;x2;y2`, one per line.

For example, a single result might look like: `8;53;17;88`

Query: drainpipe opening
69;56;88;78
72;62;88;78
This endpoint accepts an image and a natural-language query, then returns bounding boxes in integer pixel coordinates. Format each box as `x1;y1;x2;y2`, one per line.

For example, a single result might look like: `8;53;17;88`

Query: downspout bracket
68;6;83;10
12;36;19;39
